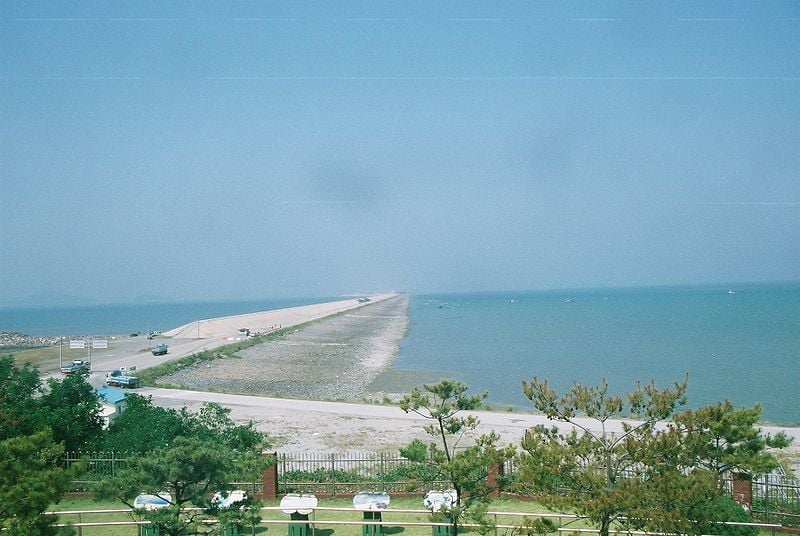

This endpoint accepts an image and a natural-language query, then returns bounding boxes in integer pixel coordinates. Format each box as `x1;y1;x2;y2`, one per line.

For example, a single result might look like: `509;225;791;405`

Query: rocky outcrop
0;331;59;349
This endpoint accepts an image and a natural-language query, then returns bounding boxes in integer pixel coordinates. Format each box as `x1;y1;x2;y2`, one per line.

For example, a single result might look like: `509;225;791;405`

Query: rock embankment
0;331;59;349
158;295;410;401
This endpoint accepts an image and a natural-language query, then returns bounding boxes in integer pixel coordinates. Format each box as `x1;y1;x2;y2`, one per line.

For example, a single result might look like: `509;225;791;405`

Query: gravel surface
158;295;410;401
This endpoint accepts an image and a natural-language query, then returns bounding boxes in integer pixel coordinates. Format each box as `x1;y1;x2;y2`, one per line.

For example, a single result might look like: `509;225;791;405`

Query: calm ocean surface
2;283;798;424
393;283;800;425
0;297;341;338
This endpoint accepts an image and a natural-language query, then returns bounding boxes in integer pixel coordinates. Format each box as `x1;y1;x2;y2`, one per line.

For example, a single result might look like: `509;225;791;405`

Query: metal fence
63;450;447;495
64;450;800;527
276;451;449;495
63;451;266;495
277;451;410;476
752;471;800;527
64;451;133;491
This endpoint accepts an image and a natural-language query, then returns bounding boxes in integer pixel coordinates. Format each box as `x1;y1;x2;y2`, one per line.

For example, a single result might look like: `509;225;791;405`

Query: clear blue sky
2;1;798;305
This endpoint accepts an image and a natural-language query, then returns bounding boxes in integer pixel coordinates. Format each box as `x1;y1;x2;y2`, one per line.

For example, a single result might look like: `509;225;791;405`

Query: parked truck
105;369;140;388
61;360;90;375
151;343;168;356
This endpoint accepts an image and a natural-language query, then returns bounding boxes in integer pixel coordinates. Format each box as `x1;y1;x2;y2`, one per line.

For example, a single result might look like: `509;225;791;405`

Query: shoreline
142;387;800;466
140;297;800;471
8;292;798;470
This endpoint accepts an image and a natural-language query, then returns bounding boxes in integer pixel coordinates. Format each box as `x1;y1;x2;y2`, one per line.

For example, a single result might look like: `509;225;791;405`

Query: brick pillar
261;451;278;500
486;461;504;497
732;472;752;511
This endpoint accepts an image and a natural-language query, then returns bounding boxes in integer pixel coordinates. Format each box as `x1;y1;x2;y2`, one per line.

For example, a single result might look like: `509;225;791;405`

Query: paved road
51;335;229;388
60;295;396;388
136;386;800;456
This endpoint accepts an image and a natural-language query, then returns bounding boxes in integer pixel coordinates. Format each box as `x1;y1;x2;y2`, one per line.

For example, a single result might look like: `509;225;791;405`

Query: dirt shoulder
139;386;800;469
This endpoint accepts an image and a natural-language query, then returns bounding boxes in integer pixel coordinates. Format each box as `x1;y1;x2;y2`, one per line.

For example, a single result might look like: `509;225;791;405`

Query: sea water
2;284;798;425
392;283;800;425
0;296;342;337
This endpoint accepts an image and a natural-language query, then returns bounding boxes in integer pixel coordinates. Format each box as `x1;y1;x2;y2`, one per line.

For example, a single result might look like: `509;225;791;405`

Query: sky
1;0;799;306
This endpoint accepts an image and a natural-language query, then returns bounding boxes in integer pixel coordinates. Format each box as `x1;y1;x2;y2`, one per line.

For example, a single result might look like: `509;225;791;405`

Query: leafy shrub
700;495;759;536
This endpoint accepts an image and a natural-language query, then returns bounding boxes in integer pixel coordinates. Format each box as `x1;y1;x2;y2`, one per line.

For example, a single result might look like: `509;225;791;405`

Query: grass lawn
9;345;88;373
48;495;579;536
44;495;781;536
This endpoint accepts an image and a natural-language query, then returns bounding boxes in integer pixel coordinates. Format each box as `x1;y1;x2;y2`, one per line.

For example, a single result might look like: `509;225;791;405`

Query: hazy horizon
2;1;798;306
4;278;798;309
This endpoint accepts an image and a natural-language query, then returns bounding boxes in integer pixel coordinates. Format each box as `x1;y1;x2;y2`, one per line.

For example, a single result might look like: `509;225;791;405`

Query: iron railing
64;450;800;526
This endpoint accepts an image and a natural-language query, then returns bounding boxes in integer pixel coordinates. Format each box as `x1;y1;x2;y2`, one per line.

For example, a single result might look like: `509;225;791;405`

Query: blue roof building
95;386;128;428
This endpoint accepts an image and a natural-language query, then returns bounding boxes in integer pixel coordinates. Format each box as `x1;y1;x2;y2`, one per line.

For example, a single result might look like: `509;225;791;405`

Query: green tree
103;397;266;455
37;372;103;452
97;401;271;536
674;400;791;487
518;376;690;536
102;394;189;453
0;355;41;440
97;435;271;536
0;430;74;536
625;469;757;536
518;377;788;536
628;401;791;535
185;402;264;453
400;380;514;534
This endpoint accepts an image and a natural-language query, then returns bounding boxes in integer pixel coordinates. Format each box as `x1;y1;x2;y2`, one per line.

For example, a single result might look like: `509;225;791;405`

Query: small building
95;386;128;429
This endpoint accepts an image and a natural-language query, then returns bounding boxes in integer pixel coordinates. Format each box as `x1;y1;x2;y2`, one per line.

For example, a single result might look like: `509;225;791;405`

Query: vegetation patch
139;326;301;386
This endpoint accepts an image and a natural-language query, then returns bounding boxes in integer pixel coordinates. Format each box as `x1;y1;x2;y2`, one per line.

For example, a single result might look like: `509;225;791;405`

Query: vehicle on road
61;360;90;375
105;369;140;388
151;343;168;356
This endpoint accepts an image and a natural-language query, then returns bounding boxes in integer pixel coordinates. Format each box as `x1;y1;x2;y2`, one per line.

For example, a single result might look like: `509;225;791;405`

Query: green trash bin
362;510;382;536
353;492;389;536
140;525;160;536
433;517;454;536
222;525;240;536
289;511;310;536
424;490;457;536
281;493;317;536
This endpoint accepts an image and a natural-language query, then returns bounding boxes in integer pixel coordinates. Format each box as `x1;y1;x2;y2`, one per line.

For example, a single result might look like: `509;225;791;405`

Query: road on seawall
71;294;396;387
